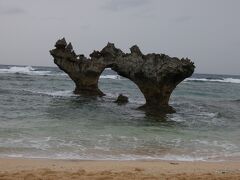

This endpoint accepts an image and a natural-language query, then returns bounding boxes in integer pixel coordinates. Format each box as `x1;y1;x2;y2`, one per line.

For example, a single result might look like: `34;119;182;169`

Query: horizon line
0;63;239;76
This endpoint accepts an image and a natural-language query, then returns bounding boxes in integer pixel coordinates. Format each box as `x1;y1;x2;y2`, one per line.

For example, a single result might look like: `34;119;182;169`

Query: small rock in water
115;94;128;104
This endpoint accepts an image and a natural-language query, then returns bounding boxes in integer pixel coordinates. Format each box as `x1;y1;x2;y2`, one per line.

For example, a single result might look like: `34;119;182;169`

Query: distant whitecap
0;66;52;76
186;77;240;84
100;75;121;80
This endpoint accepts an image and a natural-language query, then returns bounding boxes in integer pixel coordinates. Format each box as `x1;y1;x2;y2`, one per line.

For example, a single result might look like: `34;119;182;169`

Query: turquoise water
0;65;240;161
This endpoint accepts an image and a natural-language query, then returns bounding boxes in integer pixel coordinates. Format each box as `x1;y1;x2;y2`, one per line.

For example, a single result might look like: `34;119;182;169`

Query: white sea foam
24;89;76;97
196;112;219;118
169;115;186;122
186;78;240;84
100;75;121;80
0;152;228;161
0;66;52;76
28;154;207;161
158;154;206;161
41;90;76;97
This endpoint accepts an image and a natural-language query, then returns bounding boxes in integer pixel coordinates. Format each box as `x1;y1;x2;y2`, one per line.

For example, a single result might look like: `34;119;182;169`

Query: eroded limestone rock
50;38;195;113
115;94;129;105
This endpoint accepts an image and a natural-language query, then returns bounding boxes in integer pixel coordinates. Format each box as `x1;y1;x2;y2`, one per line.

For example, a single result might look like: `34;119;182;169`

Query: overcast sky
0;0;239;75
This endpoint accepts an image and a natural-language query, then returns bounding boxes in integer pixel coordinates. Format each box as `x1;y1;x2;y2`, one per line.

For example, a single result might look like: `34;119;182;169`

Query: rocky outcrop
115;94;129;105
50;38;195;113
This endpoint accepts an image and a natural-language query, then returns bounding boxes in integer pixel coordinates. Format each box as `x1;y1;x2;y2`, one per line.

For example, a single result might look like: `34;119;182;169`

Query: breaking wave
0;66;52;76
1;66;240;85
0;66;120;78
186;78;240;84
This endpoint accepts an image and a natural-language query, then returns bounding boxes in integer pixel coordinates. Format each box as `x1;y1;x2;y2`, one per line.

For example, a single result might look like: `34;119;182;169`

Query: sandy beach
0;158;239;179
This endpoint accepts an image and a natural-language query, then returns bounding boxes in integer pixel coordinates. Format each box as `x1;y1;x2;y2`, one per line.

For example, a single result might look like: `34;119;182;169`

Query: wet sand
0;158;240;179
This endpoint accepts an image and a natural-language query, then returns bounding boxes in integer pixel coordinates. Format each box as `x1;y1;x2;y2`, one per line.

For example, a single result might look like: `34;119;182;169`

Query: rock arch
50;38;195;113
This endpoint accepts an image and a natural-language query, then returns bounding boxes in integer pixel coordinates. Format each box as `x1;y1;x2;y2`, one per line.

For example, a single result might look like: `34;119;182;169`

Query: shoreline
0;158;240;179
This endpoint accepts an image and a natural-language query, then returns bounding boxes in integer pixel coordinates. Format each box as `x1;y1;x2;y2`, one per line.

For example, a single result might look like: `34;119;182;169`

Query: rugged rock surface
115;94;129;105
50;38;195;113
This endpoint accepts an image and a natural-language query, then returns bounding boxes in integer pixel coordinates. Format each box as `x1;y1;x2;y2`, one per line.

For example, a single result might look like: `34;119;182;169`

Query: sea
0;64;240;162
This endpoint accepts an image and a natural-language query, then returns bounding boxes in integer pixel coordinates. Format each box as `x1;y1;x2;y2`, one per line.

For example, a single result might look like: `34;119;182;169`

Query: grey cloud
0;7;25;15
104;0;152;11
0;0;240;75
173;16;192;23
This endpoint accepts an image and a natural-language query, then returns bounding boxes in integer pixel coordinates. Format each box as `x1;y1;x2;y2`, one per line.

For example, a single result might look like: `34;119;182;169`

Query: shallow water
0;65;240;161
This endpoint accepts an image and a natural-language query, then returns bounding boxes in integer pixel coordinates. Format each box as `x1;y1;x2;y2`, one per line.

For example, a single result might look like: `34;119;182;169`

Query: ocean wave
186;78;240;84
0;66;52;76
0;136;237;162
0;66;124;79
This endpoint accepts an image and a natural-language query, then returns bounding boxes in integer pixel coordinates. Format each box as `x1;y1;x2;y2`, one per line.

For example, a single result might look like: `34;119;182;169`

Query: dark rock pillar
50;38;105;96
108;45;195;113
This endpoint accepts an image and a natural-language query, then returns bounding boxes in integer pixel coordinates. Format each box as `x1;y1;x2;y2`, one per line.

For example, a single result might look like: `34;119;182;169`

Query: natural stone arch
98;68;145;105
50;38;195;113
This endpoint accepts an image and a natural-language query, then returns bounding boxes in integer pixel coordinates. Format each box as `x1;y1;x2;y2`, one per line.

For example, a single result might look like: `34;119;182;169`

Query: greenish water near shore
0;65;240;161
